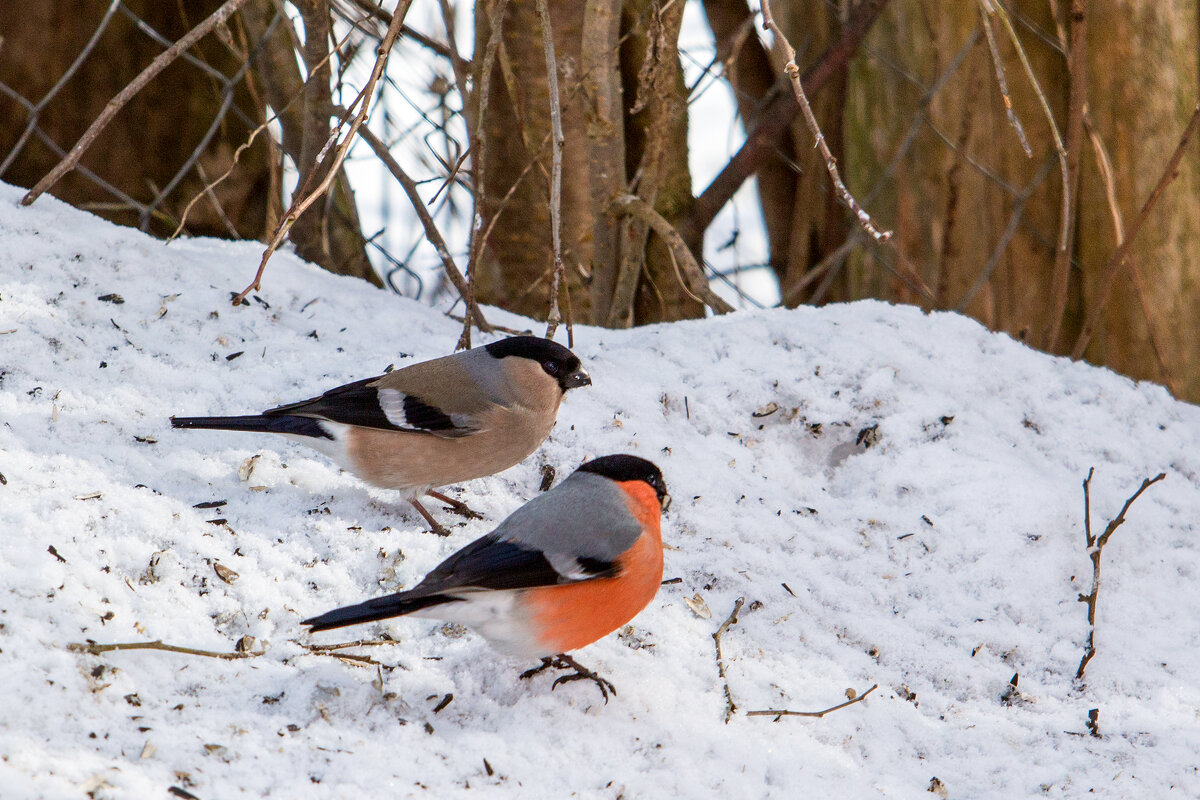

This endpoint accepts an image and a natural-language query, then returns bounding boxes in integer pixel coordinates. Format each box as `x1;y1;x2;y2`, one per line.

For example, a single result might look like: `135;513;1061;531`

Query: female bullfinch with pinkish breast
303;454;668;701
170;336;590;534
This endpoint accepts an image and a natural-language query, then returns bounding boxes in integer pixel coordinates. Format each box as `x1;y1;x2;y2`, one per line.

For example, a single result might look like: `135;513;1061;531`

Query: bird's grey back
494;471;642;563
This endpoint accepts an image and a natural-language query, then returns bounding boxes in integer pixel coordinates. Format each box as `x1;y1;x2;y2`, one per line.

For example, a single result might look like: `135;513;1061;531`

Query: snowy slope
2;183;1199;799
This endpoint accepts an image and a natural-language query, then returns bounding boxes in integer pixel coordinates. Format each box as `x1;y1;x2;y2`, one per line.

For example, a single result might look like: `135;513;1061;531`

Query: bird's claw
521;654;616;703
427;491;484;520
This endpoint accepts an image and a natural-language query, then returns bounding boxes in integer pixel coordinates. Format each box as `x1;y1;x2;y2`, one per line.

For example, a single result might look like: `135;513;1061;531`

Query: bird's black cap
577;454;667;504
485;336;589;392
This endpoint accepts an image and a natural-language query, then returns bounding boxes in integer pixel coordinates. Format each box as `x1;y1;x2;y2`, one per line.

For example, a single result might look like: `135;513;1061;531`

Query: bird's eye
542;360;561;376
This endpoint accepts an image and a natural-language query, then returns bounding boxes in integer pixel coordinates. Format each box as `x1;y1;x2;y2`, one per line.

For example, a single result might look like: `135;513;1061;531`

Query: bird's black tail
302;592;460;633
170;414;333;440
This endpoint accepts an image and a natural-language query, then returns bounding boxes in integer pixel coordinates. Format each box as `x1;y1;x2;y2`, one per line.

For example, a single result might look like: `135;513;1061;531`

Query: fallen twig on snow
712;596;745;723
68;637;399;668
747;683;878;720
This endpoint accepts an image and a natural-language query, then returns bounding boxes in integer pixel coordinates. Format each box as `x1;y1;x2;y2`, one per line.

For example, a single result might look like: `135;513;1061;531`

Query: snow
2;182;1200;799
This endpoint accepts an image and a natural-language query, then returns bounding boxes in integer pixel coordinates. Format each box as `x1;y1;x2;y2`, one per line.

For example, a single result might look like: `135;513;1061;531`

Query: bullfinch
302;454;668;699
171;336;591;533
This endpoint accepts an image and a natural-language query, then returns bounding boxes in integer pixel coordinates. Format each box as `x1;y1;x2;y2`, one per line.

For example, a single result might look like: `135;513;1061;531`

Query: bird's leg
408;498;452;537
519;654;616;703
427;490;483;520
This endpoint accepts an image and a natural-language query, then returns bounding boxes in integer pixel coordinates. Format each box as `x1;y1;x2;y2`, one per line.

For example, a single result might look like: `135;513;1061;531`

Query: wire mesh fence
2;0;1193;396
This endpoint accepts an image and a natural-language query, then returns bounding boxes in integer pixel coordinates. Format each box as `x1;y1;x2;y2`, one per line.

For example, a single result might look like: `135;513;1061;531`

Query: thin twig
781;233;859;306
610;194;734;315
976;1;1031;156
682;0;890;248
345;0;459;61
535;0;567;341
232;0;414;306
68;640;262;660
747;683;878;719
759;0;891;243
21;0;253;206
1071;103;1200;360
712;596;746;724
1074;468;1165;683
956;154;1056;311
354;123;491;334
0;0;123;177
168;9;354;242
67;637;400;667
982;0;1071;273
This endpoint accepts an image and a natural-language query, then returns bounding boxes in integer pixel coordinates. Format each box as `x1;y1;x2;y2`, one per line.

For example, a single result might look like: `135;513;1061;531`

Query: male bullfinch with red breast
303;454;668;699
171;336;590;533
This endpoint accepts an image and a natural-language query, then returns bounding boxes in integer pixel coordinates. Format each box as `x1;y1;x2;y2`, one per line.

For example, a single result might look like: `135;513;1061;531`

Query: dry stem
713;596;746;724
1071;103;1200;360
747;683;879;719
21;0;253;206
1074;468;1165;683
759;0;891;243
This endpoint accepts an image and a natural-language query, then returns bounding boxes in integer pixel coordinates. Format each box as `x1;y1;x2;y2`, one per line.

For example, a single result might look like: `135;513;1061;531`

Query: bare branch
760;0;891;243
68;639;261;660
983;0;1070;266
682;0;890;249
1075;469;1166;683
611;194;734;315
1071;103;1200;360
232;0;415;305
21;0;254;206
68;636;401;668
1044;0;1089;350
354;123;491;334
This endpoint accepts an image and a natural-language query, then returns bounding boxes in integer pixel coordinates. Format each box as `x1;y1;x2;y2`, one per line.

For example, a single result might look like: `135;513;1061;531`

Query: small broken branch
1074;468;1165;683
747;683;879;719
759;0;891;243
1071;103;1200;360
20;0;253;206
610;194;734;315
713;596;746;723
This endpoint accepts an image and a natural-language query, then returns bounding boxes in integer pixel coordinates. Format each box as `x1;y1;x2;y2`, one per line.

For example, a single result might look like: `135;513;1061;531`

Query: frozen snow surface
2;183;1199;799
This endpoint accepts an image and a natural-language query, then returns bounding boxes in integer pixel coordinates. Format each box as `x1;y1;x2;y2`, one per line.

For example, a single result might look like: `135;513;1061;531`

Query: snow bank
2;184;1199;798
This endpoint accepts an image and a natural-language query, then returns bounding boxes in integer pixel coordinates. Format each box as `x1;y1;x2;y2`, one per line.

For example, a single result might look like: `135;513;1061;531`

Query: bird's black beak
563;370;592;390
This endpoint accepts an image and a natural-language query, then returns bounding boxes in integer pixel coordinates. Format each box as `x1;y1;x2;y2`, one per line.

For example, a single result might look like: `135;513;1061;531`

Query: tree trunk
471;0;702;326
841;0;1200;399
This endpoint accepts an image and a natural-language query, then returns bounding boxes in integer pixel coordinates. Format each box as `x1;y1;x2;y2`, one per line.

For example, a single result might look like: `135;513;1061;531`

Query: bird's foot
427;490;484;520
408;498;452;536
520;654;616;703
